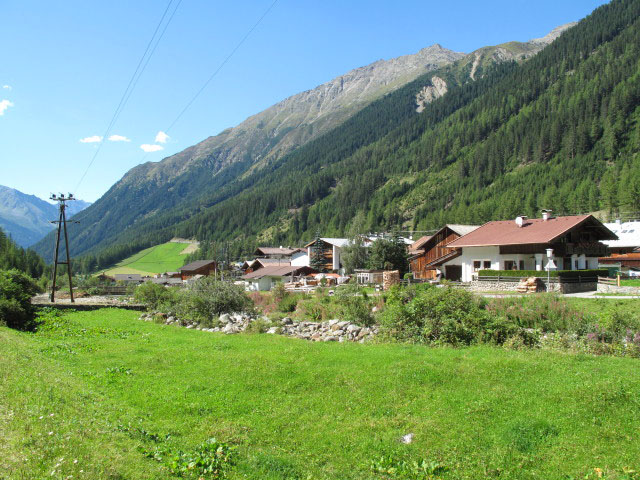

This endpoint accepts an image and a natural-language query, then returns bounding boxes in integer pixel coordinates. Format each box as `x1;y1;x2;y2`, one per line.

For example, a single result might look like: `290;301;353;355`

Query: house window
519;260;525;270
473;260;491;272
504;260;517;271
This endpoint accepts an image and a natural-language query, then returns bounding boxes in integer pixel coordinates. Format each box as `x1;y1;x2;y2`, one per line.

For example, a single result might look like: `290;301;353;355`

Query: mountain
35;0;640;269
0;186;90;248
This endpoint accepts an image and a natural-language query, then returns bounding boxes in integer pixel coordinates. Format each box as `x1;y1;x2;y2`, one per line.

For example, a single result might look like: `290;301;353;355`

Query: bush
278;293;301;313
0;269;40;331
379;286;519;346
180;277;253;321
335;284;375;326
478;269;608;279
134;282;175;310
486;294;597;334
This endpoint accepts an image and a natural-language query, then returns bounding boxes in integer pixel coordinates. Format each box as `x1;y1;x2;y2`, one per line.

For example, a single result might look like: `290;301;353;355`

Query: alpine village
2;1;640;479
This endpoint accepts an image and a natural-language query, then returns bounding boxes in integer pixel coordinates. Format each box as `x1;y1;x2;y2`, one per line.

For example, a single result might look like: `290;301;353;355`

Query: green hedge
478;269;608;279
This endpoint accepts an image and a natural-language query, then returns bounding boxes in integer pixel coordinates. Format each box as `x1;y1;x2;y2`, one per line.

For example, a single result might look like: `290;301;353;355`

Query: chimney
542;210;552;221
515;215;528;228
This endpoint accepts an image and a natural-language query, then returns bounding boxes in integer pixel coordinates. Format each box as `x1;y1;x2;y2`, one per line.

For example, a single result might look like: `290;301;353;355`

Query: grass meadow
1;308;640;479
102;242;190;277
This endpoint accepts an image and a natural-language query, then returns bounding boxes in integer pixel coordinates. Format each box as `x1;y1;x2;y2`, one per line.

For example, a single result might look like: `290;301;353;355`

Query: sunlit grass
1;308;639;479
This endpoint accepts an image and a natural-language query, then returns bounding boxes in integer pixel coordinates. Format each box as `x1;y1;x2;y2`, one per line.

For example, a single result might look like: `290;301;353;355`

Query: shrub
134;282;175;310
181;277;253;321
486;294;597;333
278;293;301;313
379;286;518;346
335;284;375;326
0;269;40;331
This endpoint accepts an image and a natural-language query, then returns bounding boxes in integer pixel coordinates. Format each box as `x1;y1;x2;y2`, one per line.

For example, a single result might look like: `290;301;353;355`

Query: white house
445;214;617;282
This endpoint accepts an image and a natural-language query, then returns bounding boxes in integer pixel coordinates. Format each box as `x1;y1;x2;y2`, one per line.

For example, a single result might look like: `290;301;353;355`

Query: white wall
291;251;309;267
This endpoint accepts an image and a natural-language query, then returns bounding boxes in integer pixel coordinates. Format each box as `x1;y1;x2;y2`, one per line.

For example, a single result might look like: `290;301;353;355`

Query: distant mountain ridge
0;186;90;247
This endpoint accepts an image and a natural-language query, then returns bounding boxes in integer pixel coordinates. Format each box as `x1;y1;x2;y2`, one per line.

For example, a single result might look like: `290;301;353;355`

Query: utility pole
50;193;77;303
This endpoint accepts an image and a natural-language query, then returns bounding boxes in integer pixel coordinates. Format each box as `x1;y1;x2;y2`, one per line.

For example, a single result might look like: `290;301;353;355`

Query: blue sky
0;0;609;202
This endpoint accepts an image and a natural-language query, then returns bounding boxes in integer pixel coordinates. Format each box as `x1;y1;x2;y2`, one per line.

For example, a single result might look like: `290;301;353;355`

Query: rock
219;314;231;324
324;336;338;342
400;433;414;444
266;327;279;334
281;317;293;325
337;321;350;328
222;324;238;334
327;319;340;326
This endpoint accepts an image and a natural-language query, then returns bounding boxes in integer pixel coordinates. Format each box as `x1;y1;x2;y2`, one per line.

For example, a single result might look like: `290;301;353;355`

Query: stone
266;327;278;334
281;317;293;325
219;314;231;324
327;319;340;326
400;433;414;444
324;336;338;342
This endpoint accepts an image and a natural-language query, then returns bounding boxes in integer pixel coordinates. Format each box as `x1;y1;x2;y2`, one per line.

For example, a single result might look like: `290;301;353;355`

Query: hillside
0;185;90;247
98;241;194;276
33;22;575;266
2;308;640;478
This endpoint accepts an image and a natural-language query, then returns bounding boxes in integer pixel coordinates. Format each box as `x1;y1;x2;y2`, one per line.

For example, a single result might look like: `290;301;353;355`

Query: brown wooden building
179;260;217;280
409;225;479;280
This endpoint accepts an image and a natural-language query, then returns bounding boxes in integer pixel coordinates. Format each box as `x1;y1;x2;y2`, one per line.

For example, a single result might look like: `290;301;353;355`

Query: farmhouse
179;260;217;280
446;213;617;282
409;225;479;281
242;265;316;291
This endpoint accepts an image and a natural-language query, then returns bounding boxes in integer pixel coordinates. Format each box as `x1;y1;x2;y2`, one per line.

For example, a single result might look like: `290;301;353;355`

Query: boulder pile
138;312;377;343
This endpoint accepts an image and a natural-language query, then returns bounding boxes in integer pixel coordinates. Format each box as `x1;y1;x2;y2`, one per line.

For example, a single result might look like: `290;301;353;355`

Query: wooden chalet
409;225;479;281
179;260;217;280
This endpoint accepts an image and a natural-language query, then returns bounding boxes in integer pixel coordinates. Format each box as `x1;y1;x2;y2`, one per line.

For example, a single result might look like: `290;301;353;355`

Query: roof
448;215;617;248
242;265;315;280
447;224;480;236
180;260;216;272
256;258;290;267
254;247;301;256
409;235;432;253
114;274;142;281
599;252;640;263
304;237;350;248
603;221;640;248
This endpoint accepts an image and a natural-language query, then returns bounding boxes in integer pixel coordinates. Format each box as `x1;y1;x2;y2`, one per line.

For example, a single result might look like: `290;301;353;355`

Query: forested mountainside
36;0;640;269
0;228;47;278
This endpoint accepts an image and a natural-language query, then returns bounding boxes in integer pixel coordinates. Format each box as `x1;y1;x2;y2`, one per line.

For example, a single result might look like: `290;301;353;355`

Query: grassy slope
102;242;189;276
2;309;640;479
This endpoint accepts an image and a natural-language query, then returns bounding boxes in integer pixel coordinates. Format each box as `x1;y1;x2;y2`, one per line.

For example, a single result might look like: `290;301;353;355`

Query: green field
102;242;191;276
1;309;639;479
621;279;640;287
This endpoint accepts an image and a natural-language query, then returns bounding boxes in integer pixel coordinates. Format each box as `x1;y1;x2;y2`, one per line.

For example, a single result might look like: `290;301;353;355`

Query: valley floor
1;309;639;479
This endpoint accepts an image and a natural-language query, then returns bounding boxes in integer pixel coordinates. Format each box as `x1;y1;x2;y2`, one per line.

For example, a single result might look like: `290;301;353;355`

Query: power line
75;0;182;192
164;0;279;134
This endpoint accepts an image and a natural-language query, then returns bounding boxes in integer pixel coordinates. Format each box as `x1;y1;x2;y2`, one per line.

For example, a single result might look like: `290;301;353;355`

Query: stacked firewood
383;270;400;290
516;276;542;294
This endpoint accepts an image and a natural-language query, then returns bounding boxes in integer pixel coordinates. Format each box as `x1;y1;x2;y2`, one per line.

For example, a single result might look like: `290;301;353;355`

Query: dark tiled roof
180;260;216;272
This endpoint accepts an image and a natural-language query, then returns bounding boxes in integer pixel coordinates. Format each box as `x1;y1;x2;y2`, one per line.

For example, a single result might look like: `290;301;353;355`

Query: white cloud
0;99;14;115
155;131;169;143
79;135;103;143
140;144;164;153
2;85;11;90
108;134;131;142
